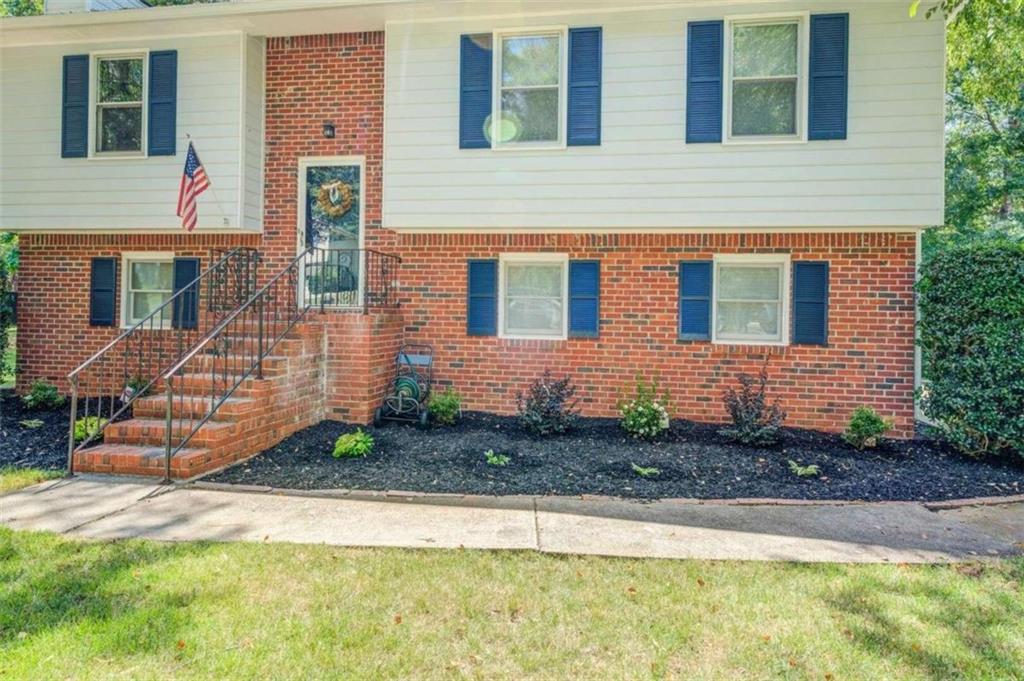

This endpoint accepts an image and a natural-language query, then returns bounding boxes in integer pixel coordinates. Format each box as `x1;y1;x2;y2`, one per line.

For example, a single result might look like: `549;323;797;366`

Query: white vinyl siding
241;35;265;231
384;0;944;230
0;33;260;232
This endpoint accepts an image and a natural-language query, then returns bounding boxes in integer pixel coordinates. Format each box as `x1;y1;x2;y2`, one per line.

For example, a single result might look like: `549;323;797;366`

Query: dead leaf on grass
394;614;403;625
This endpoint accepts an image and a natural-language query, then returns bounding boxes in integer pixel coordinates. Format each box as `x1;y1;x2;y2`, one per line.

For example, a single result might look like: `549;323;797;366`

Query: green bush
73;416;108;444
332;429;374;458
427;387;462;426
515;370;579;436
719;366;786;446
484;449;510;466
917;242;1024;457
22;380;66;410
618;377;671;439
843;407;893;450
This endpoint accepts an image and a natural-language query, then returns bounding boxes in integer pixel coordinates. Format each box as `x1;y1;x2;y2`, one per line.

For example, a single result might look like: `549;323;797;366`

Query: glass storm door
300;160;364;308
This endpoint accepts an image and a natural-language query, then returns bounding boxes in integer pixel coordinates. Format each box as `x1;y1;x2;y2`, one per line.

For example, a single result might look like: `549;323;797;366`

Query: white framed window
498;253;568;339
92;52;147;156
492;27;568;149
713;254;791;345
121;253;174;328
725;15;808;143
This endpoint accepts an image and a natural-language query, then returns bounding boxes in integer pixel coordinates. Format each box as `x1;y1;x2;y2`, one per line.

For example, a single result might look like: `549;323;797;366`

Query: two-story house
0;0;944;478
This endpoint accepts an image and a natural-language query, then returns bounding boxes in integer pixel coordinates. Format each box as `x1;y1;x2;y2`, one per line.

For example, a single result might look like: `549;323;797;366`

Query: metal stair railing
66;247;260;472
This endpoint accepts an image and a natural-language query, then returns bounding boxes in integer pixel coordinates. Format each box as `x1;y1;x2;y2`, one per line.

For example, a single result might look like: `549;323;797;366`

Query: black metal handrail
66;247;260;470
156;247;402;480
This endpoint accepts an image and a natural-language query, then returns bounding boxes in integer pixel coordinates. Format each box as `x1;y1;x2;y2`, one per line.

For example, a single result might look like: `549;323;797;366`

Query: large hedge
917;241;1024;457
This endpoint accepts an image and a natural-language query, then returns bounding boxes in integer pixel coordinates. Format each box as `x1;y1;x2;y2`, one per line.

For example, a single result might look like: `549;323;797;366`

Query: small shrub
917;241;1024;457
332;429;374;458
843;407;893;450
121;375;151;402
618;377;671;439
719;366;786;446
631;463;660;479
22;380;66;410
484;449;510;466
19;419;44;429
73;416;108;444
427;387;462;426
515;370;579;436
788;460;820;478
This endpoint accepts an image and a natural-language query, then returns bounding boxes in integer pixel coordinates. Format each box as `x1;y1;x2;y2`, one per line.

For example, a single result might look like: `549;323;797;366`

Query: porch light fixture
322;121;336;139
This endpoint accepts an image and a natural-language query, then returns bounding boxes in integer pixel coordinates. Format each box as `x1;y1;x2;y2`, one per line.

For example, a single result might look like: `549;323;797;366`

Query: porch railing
157;247;401;480
66;247;260;471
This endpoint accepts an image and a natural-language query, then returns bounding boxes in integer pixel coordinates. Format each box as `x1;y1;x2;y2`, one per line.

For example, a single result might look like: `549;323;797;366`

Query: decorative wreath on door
316;180;354;218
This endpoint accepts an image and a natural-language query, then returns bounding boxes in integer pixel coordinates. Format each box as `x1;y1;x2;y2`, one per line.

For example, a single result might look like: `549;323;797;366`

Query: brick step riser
132;397;257;421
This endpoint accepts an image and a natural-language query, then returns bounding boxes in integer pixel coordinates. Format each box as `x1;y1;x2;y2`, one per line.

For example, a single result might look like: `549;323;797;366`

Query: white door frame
296;155;367;309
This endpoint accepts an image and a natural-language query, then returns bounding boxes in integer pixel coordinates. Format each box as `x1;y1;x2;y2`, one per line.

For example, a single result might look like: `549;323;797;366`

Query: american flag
176;142;210;232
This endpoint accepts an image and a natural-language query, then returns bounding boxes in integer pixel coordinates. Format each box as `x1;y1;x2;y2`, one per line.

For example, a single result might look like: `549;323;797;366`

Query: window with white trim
728;18;804;139
713;256;790;344
499;254;568;339
495;29;566;147
94;54;146;155
122;254;173;327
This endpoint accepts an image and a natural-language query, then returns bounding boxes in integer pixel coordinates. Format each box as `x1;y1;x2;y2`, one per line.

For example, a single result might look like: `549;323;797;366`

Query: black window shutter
567;27;602;146
89;257;117;327
459;34;493;149
686;21;723;143
466;260;497;335
569;260;600;337
172;257;200;330
808;14;849;141
62;55;89;158
679;261;713;340
792;261;829;345
148;50;178;156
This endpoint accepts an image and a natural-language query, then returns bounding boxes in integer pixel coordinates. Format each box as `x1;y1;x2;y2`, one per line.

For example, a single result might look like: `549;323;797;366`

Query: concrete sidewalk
2;475;1022;563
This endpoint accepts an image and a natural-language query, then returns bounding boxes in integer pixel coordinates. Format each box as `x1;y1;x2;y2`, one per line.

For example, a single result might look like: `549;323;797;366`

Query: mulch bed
0;389;69;472
205;412;1024;502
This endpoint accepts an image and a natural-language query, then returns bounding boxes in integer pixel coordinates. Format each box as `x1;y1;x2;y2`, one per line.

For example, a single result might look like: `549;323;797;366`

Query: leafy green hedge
917;241;1024;457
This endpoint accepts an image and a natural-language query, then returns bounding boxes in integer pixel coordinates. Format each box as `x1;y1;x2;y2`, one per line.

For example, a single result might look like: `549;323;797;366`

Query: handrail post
164;379;173;483
67;377;78;476
257;295;265;380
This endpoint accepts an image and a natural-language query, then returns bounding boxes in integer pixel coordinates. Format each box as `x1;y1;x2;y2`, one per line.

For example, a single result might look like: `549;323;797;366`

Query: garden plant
515;370;579;436
618;376;671;439
720;366;786;446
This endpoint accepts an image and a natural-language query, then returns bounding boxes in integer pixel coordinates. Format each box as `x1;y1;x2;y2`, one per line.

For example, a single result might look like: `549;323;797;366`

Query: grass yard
0;467;61;494
0;529;1021;680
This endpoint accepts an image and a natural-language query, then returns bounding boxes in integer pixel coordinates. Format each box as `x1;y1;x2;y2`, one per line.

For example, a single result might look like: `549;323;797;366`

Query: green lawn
0;529;1021;680
0;467;62;494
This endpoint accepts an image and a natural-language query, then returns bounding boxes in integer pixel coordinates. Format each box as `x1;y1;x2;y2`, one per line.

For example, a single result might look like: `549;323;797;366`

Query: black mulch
205;412;1024;502
0;389;69;472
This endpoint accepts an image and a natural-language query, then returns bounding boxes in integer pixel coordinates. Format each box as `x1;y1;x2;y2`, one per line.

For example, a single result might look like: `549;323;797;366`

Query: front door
298;157;365;308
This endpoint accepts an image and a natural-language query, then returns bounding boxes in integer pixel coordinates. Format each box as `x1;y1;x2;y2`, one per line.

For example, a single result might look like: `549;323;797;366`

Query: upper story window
95;55;146;155
495;29;567;148
727;18;805;141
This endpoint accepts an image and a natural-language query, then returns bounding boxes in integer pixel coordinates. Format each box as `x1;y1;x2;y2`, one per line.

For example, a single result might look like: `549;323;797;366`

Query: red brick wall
262;31;390;271
397;232;918;437
15;233;258;389
320;310;404;423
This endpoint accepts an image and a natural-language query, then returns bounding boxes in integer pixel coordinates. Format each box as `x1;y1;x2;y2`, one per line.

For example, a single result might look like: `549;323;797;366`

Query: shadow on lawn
825;562;1024;679
0;531;209;654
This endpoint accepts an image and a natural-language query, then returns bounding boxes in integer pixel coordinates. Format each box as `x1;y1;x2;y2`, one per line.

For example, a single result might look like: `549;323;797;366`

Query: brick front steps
73;323;326;480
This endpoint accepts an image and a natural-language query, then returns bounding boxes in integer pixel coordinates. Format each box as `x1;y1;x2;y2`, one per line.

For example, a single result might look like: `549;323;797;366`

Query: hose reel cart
373;344;433;427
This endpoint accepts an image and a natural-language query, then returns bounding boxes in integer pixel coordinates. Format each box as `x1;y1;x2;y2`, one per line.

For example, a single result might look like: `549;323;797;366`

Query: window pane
98;58;143;102
501;35;559;87
130;261;173;291
733;23;798;78
717;302;780;338
719;266;781;301
131;292;172;322
732;80;797;136
99;106;143;152
505;298;563;335
506;263;562;297
500;89;559;143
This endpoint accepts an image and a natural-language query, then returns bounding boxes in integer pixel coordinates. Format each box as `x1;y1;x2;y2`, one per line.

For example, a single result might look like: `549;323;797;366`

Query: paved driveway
2;476;1022;563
